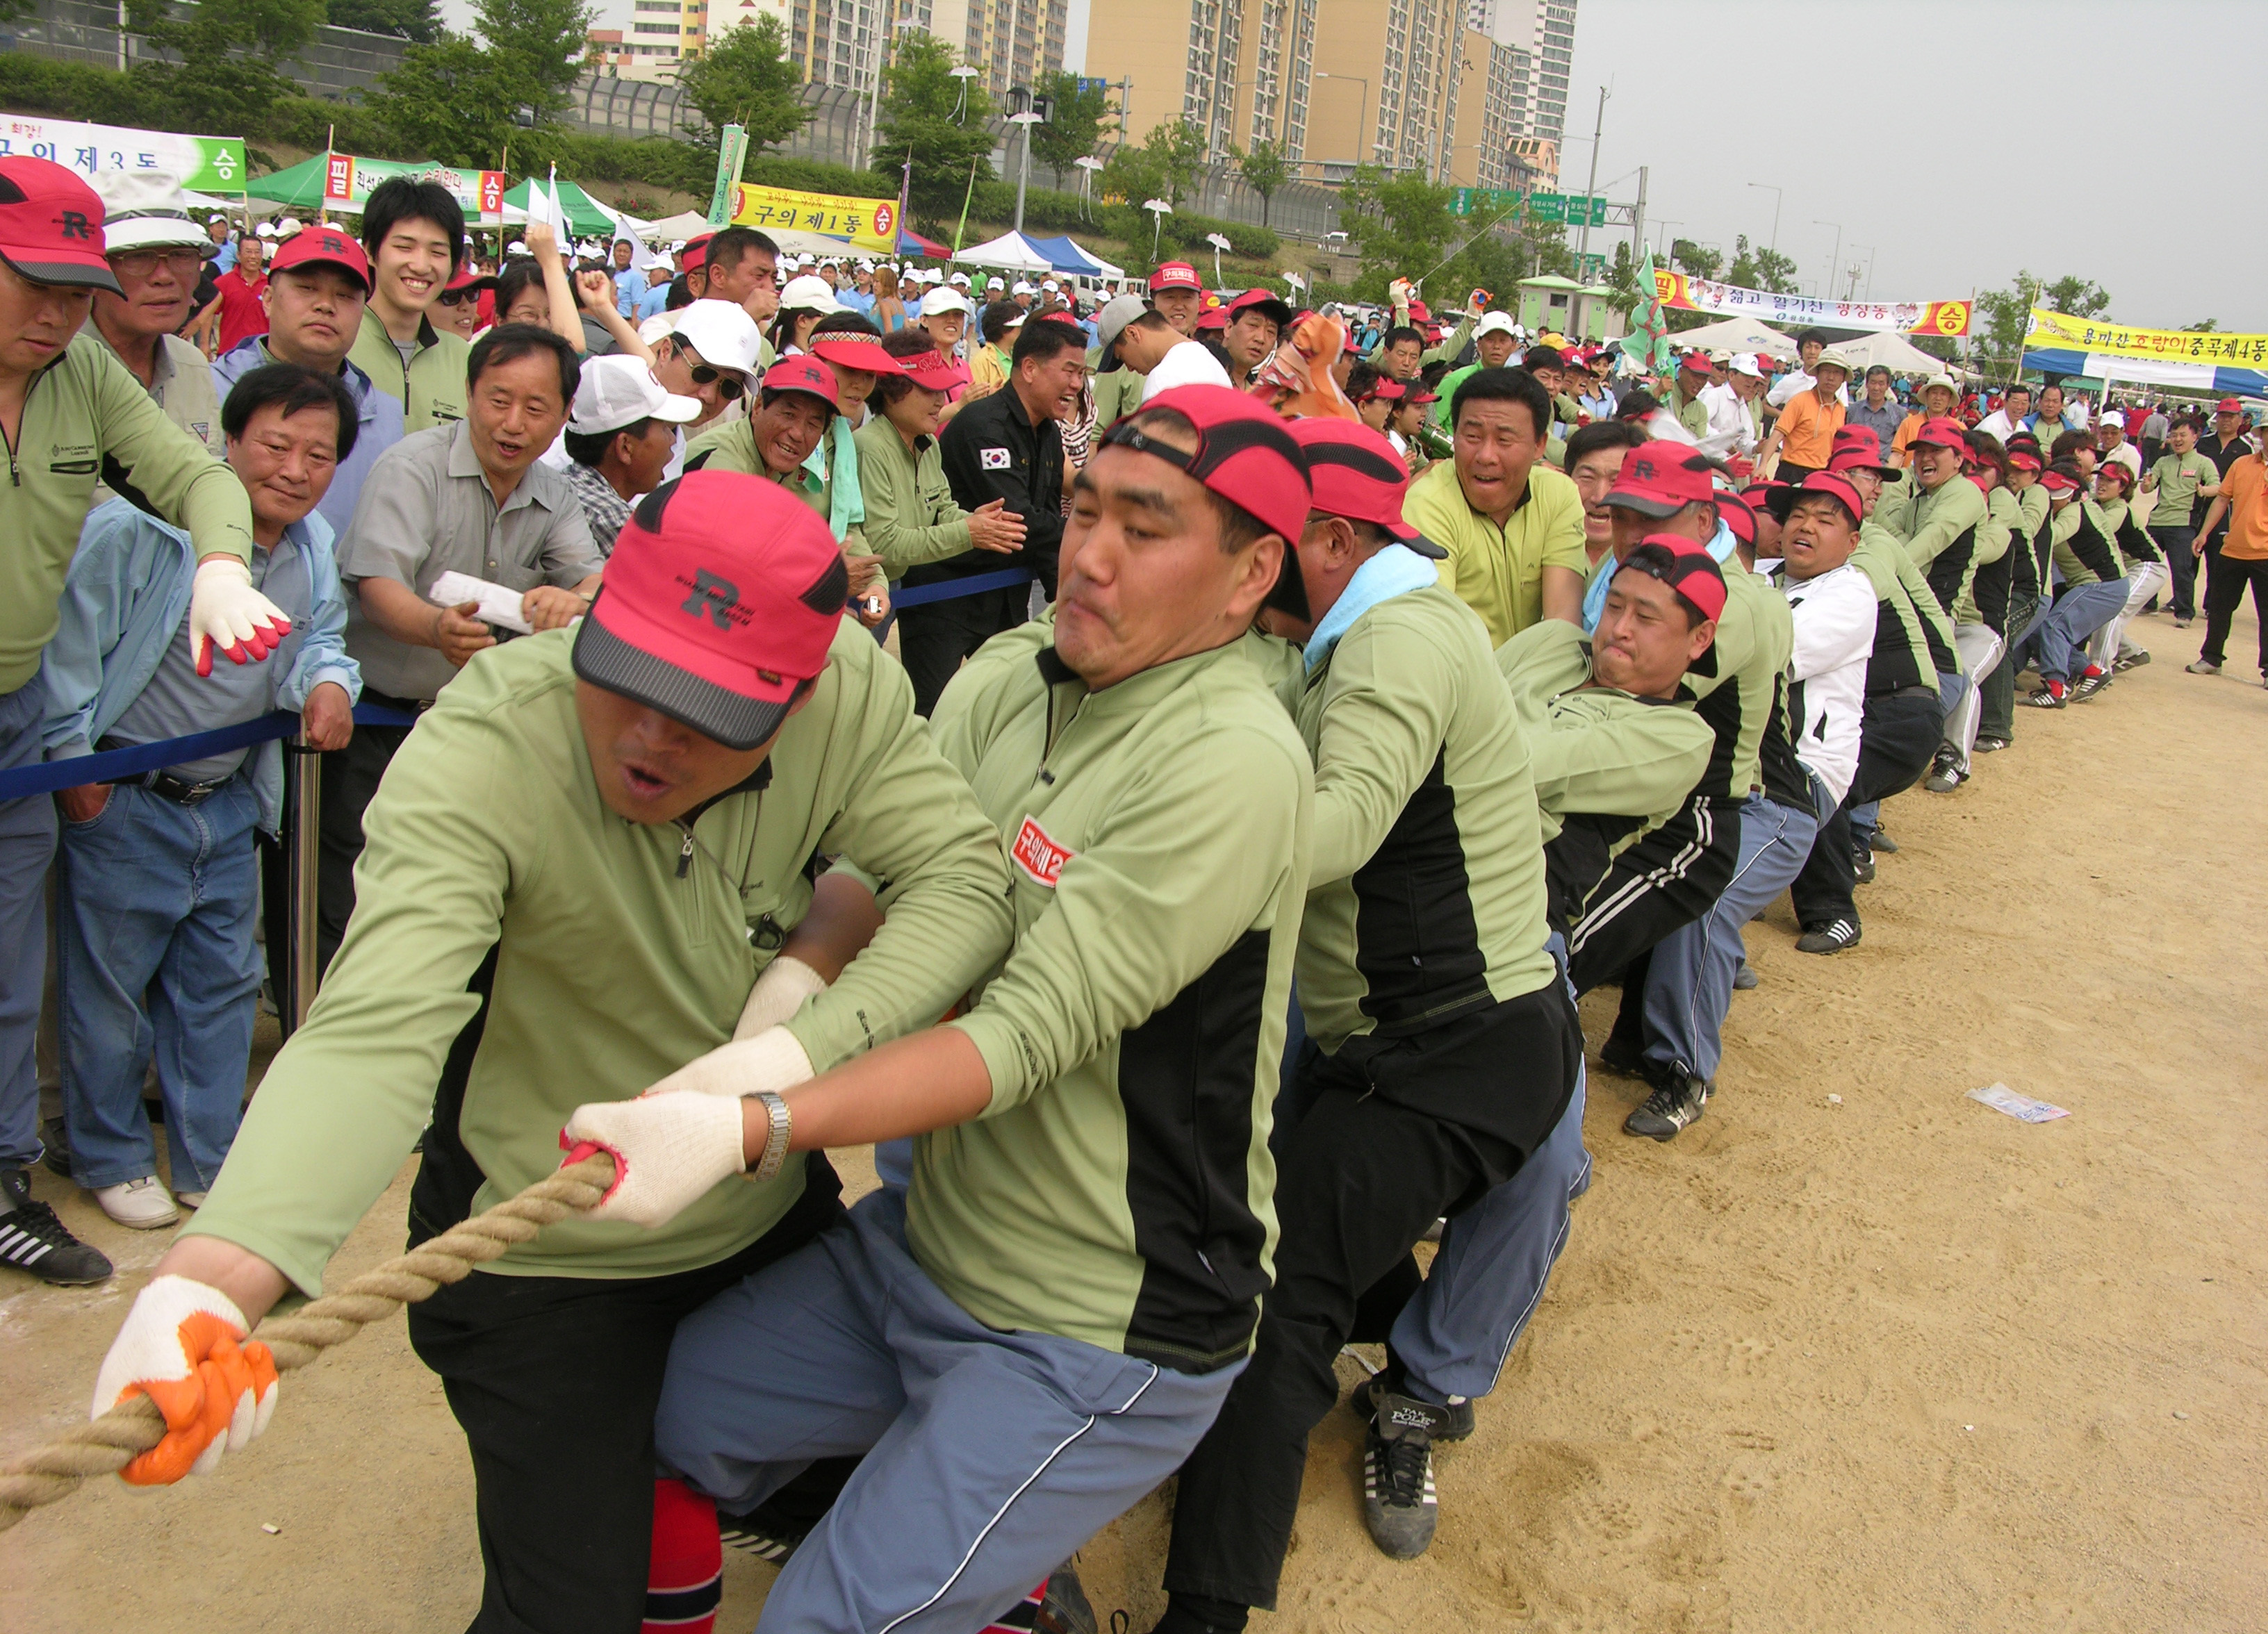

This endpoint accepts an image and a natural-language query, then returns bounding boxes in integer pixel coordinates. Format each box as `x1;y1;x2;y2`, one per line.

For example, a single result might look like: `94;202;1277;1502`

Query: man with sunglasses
85;170;224;462
651;299;763;438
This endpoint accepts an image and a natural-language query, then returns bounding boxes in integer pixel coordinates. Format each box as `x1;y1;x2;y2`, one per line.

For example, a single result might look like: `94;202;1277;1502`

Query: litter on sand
1969;1083;2069;1123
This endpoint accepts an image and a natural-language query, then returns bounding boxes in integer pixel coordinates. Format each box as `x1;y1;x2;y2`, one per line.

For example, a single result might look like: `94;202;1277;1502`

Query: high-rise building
1444;0;1571;183
1083;0;1263;160
1445;28;1522;191
611;0;709;73
953;0;1071;99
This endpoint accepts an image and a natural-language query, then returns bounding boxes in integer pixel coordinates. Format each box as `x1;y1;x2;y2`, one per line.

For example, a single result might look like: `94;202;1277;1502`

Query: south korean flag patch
979;446;1012;470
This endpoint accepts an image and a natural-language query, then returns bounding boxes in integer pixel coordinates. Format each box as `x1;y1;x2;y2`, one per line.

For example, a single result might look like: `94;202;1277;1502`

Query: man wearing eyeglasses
651;301;764;440
85;171;225;465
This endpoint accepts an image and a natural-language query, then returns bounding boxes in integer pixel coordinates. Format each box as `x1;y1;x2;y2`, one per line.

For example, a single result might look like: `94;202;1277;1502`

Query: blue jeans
1642;792;1819;1084
0;677;56;1171
55;776;261;1191
657;1189;1239;1634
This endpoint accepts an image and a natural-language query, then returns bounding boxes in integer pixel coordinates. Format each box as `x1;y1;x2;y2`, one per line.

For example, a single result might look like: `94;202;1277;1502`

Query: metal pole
288;729;322;1032
1629;165;1646;272
1746;182;1782;255
1014;119;1031;231
1813;220;1841;302
1575;85;1606;267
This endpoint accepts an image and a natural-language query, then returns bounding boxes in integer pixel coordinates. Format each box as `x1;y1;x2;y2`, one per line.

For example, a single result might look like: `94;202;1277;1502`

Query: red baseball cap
0;157;120;293
442;265;497;296
1149;261;1202;293
1716;489;1756;547
573;472;848;750
1768;471;1867;528
2039;468;2082;494
2214;397;2245;415
1677;352;1712;375
806;333;903;377
1909;414;1969;452
1101;384;1314;611
1226;287;1294;328
2005;448;2044;473
680;233;713;274
894;345;964;393
1358;377;1408;404
2096;460;2135;490
761;355;840;411
1289;418;1443;557
1614;534;1727;636
1196;306;1227;332
1828;424;1896;476
266;223;372;292
1604;445;1719;518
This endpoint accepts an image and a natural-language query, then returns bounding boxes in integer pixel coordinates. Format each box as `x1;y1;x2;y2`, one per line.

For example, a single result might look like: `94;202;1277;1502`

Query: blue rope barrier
892;568;1034;609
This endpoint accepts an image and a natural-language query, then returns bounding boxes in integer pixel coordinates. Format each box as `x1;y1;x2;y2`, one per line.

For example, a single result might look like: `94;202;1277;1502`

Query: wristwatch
749;1090;794;1183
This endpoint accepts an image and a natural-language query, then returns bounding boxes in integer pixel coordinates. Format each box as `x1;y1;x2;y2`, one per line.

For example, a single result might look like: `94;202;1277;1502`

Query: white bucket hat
90;170;206;254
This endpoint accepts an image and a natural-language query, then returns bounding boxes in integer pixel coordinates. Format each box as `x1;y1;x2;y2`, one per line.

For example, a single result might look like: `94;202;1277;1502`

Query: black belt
94;736;238;805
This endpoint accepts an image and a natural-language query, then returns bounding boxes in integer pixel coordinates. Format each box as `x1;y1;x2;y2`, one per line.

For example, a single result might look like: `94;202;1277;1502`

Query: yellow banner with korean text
730;183;898;254
2026;309;2268;370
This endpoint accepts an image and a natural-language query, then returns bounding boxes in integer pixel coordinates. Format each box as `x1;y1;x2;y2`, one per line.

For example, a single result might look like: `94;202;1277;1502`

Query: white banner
1652;269;1972;337
0;115;245;195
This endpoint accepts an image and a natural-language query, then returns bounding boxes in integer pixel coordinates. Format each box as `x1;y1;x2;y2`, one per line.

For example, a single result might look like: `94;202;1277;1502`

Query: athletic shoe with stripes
0;1166;112;1286
1351;1369;1474;1442
1795;918;1862;955
1625;1074;1711;1141
1362;1390;1449;1560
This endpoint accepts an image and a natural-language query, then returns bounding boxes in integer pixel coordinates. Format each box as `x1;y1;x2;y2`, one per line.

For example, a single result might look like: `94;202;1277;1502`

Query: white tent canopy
952;231;1057;273
1667;315;1799;358
1828;329;1955;377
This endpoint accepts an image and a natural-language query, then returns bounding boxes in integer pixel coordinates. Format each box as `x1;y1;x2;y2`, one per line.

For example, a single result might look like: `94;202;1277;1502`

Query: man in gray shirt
320;325;602;968
40;364;362;1231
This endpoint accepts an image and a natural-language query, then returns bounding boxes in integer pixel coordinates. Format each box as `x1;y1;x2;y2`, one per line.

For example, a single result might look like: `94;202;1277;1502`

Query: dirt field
4;606;2265;1633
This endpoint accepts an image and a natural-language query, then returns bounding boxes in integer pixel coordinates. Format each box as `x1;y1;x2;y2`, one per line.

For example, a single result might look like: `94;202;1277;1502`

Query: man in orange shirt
1757;347;1850;480
2187;427;2268;684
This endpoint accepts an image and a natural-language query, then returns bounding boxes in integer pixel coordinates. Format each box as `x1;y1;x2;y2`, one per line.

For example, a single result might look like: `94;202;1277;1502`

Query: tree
1338;165;1456;301
1974;269;2114;378
1098;141;1167;212
1235;137;1290;227
2184;317;2220;333
871;33;995;215
673;17;809;151
124;0;327;127
1142;119;1206;208
1028;69;1111;190
366;33;527;167
2037;273;2111;318
472;0;593;123
327;0;444;42
1725;233;1797;294
1670;238;1722;281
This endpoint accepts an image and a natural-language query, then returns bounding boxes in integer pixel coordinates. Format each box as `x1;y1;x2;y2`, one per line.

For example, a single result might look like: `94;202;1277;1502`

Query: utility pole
1746;181;1782;256
1813;220;1842;303
1572;85;1608;337
1629;165;1647;271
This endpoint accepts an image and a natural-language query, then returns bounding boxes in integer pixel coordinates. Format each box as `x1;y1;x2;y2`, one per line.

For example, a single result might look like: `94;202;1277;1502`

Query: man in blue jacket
40;364;361;1234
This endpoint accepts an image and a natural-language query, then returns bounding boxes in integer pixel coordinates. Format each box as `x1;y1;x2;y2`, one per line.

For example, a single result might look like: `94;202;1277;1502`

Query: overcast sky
1562;0;2260;330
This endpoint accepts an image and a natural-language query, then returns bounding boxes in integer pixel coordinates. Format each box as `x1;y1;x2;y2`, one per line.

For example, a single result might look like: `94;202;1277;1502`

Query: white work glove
188;556;292;677
734;955;828;1039
562;1091;749;1228
652;1025;814;1098
92;1274;280;1487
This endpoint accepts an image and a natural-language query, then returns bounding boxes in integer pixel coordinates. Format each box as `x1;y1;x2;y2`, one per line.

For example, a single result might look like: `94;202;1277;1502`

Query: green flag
1624;245;1675;374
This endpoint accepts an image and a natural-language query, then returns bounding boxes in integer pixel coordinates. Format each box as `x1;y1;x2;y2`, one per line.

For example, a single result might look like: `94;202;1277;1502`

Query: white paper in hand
430;571;534;635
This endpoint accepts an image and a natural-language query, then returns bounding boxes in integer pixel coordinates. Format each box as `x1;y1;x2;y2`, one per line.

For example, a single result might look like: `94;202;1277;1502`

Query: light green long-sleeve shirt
184;625;1014;1296
922;620;1312;1369
0;331;253;692
852;415;974;578
347;306;468;433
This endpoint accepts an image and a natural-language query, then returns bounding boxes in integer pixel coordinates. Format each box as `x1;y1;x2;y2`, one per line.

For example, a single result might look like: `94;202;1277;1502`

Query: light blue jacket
39;498;361;834
211;340;406;540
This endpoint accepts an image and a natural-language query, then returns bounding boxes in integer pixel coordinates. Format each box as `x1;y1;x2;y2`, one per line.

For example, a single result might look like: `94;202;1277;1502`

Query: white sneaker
174;1190;208;1209
92;1176;179;1229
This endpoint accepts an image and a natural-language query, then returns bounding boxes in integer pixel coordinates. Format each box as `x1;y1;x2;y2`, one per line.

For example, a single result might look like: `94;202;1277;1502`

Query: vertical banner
707;124;749;229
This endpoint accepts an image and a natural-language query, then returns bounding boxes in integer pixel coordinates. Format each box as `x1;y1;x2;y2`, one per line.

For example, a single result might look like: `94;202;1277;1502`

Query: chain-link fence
1;0;409;99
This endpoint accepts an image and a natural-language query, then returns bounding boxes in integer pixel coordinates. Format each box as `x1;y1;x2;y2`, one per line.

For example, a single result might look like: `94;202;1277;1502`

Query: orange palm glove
92;1274;280;1485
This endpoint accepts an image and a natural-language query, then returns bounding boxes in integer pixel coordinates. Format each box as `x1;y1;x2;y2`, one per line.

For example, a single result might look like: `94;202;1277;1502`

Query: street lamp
1313;73;1374;166
1745;181;1782;255
1143;197;1173;261
1008;110;1042;233
1812;220;1842;302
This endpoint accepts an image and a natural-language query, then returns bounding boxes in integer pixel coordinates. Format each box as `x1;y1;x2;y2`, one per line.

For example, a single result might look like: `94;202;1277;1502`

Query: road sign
1449;188;1607;226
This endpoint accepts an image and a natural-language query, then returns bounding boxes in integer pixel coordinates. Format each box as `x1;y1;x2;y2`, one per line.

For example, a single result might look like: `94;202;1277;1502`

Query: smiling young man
80;470;1014;1631
213;226;405;534
347;176;470;431
0;157;286;1289
1406;367;1588;646
578;387;1317;1634
1154;416;1579;1617
42;364;361;1230
320;324;603;970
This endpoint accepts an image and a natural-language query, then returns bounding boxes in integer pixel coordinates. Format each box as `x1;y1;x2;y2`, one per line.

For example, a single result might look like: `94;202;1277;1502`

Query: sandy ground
4;606;2265;1633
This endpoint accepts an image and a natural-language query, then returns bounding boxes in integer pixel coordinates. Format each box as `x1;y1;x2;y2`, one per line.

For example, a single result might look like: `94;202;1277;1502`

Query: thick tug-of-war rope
0;1150;621;1534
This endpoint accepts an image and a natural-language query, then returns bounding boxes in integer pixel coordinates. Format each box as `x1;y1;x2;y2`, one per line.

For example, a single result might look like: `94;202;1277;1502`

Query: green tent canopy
502;178;618;238
245;154;329;210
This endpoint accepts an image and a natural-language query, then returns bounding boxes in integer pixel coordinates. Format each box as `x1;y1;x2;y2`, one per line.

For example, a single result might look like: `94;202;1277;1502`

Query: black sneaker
1869;831;1898;855
1624;1074;1711;1141
1923;748;1965;793
1732;961;1759;991
1351;1370;1474;1442
2114;650;2151;672
1795;918;1862;955
2025;683;2068;708
1973;735;2011;754
40;1116;72;1180
1852;843;1876;884
0;1167;113;1286
1598;1030;1648;1078
2069;671;2112;702
1035;1567;1099;1634
716;1507;807;1564
1362;1391;1448;1560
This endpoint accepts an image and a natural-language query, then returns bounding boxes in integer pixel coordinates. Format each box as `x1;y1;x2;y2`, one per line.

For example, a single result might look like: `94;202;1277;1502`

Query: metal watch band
750;1090;793;1183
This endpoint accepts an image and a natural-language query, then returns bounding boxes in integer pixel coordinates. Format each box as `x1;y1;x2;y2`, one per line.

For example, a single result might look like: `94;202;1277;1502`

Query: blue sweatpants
0;678;55;1171
56;776;262;1191
2034;579;2130;682
1386;940;1591;1405
1641;792;1819;1085
655;1189;1240;1633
